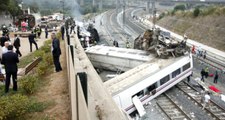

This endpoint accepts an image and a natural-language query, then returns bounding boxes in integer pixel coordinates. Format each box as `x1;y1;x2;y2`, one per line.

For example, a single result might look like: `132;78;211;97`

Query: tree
7;0;23;21
0;0;10;13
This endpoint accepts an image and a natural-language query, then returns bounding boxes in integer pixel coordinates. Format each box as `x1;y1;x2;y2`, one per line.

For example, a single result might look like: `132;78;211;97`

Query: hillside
157;6;225;51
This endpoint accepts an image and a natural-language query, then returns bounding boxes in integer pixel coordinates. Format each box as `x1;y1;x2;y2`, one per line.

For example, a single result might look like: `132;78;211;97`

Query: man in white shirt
2;42;10;54
202;92;211;110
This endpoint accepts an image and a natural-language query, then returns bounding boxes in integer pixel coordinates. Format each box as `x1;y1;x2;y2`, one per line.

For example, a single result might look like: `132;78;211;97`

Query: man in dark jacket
0;35;7;47
13;34;22;57
51;33;62;72
60;25;65;40
1;45;19;93
45;25;48;39
214;71;219;83
28;31;38;52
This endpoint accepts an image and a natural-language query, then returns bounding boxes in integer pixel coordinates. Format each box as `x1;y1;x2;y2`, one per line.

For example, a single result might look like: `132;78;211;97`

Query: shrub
193;8;200;17
20;75;39;94
174;4;186;11
41;40;52;53
33;50;45;58
158;12;165;20
201;6;216;16
0;94;30;120
43;53;53;65
36;61;49;76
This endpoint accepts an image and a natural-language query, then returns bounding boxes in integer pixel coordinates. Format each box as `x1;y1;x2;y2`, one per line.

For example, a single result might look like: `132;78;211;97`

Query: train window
138;53;148;56
132;90;144;98
118;51;126;53
172;68;181;78
128;52;137;54
147;82;157;95
183;63;190;71
109;49;116;51
160;75;170;85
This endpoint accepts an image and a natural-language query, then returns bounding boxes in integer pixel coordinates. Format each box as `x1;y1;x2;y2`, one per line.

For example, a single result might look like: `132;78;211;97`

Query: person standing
28;31;39;52
113;40;119;47
13;34;22;57
214;71;219;83
203;51;207;59
45;25;48;39
201;69;205;82
126;40;130;48
202;92;211;110
1;45;19;93
36;25;42;38
0;35;7;47
192;45;196;54
2;42;10;54
70;24;75;34
51;33;62;72
205;67;209;78
60;25;65;40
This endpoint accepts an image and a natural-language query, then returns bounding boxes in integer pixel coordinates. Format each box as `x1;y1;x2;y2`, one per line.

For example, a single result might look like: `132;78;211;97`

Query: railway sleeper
171;116;187;119
161;106;176;109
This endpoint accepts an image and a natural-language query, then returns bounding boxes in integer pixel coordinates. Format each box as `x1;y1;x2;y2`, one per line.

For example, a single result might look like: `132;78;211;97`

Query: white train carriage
85;45;152;72
104;53;193;115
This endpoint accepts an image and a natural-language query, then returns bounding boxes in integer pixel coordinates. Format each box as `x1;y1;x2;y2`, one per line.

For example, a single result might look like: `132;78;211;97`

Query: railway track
177;82;225;120
156;93;192;120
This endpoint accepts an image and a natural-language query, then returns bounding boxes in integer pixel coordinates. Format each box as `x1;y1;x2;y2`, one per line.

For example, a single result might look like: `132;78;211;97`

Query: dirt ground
33;41;70;120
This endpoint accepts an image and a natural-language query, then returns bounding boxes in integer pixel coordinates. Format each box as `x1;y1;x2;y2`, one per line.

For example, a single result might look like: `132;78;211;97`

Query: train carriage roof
104;54;190;96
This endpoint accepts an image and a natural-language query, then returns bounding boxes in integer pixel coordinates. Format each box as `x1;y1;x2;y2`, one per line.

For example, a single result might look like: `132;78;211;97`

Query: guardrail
66;29;128;119
65;34;90;120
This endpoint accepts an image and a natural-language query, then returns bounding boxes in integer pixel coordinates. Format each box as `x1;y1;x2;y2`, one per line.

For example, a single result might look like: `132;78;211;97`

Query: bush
201;6;216;16
20;75;39;94
41;40;52;53
193;8;200;17
33;50;45;58
36;61;49;76
174;4;186;11
0;94;30;120
43;53;53;65
158;12;165;20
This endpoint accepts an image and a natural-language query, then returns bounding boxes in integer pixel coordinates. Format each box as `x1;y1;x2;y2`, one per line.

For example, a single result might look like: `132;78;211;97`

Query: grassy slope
157;13;225;51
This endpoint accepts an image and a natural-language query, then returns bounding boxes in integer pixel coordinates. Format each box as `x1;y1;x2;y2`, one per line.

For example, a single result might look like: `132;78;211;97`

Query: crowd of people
0;23;63;94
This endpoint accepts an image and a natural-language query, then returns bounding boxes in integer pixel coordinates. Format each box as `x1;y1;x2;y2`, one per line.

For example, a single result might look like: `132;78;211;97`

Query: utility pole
93;0;96;7
151;0;156;29
99;0;103;11
60;0;65;20
123;1;125;29
116;0;119;13
146;0;150;13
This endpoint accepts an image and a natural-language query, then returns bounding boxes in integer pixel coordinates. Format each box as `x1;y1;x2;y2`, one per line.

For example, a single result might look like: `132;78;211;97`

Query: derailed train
101;29;193;116
104;51;193;115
